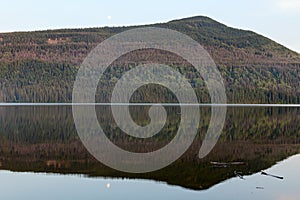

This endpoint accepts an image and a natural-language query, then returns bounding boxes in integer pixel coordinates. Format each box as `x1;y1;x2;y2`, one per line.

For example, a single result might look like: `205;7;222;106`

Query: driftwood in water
210;161;245;167
234;171;245;180
261;171;284;179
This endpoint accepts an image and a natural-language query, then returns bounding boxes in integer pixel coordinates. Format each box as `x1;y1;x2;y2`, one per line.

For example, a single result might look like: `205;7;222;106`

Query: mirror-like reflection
1;154;300;200
0;106;299;191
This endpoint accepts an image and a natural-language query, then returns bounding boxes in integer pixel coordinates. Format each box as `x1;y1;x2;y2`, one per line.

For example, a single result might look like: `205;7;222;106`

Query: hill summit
0;16;299;103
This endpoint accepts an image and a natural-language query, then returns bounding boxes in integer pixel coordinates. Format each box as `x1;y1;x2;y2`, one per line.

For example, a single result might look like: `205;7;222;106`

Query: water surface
0;105;299;199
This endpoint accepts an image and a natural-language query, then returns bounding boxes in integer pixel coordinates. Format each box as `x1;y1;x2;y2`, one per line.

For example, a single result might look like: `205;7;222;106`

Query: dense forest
0;16;300;103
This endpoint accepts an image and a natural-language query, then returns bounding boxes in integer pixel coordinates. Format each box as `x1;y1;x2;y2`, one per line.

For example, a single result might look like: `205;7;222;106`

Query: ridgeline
0;16;299;103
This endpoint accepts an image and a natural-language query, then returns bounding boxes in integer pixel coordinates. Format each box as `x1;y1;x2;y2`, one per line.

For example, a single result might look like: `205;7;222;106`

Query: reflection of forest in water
0;106;299;190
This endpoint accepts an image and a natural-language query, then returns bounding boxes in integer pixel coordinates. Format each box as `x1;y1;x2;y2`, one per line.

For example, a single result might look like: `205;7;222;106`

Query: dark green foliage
0;16;299;103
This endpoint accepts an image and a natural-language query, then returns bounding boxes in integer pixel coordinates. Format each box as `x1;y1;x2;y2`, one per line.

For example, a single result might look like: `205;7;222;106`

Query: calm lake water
0;105;299;199
1;154;300;200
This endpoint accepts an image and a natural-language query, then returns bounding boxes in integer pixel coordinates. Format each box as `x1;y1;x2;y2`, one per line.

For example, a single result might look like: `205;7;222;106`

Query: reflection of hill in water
0;106;299;190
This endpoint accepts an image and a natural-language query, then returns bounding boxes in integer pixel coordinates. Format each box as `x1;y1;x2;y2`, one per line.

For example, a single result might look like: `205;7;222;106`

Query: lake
0;105;299;199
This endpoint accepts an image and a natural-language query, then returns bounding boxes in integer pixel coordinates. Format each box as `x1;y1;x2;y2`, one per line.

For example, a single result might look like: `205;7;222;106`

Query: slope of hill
0;16;299;103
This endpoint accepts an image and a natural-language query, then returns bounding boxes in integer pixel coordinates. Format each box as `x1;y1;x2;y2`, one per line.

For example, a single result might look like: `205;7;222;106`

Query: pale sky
0;0;299;52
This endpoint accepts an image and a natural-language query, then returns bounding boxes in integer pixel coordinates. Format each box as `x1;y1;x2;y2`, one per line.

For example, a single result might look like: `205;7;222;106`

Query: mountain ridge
0;15;299;66
0;15;299;103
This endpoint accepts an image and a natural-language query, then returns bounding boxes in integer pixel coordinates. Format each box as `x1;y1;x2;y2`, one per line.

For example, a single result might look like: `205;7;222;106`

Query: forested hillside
0;16;299;103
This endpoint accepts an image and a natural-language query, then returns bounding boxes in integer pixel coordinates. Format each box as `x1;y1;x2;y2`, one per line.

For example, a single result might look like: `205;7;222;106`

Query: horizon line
0;103;300;107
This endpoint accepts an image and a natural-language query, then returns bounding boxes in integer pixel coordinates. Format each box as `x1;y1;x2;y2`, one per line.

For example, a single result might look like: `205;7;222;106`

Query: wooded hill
0;16;299;103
